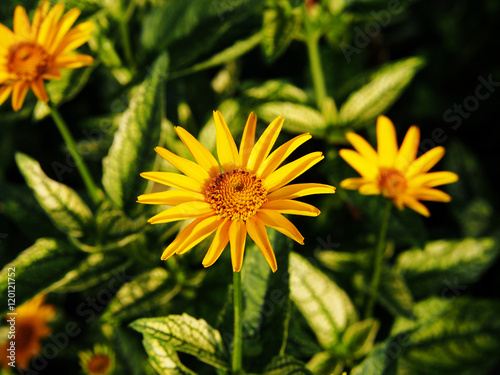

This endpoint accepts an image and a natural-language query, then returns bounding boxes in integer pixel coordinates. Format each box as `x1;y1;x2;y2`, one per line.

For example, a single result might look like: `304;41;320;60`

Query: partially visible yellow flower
0;1;94;111
339;115;458;217
79;344;115;375
0;294;56;370
138;111;336;272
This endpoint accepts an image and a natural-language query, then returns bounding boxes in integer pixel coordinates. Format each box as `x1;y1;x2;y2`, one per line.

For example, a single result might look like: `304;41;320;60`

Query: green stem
232;271;243;375
49;104;102;206
119;18;135;72
364;200;392;319
306;34;327;110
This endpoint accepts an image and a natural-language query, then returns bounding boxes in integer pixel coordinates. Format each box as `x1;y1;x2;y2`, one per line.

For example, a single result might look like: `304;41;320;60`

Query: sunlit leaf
263;355;313;375
242;80;308;103
142;335;196;375
342;318;379;359
261;2;297;63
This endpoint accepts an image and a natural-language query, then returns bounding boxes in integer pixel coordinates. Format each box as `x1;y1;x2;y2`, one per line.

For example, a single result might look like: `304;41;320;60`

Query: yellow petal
401;195;430;217
54;22;94;55
246;217;277;272
229;219;247;272
48;8;81;54
405;146;445;178
161;216;220;259
0;24;16;50
137;190;205;205
140;172;202;193
30;79;49;102
31;1;51;38
359;183;381;195
154;147;211;185
11;81;29;112
261;199;320;217
238;112;257;168
0;85;13;107
213;110;239;172
339;177;367;190
257;133;311;179
265;151;324;192
175;126;220;177
268;183;335;201
339;149;378;180
409;188;452;202
37;3;65;47
408;171;458;188
247;116;284;173
377;115;398;168
257;209;304;245
147;201;213;224
395;126;420;171
14;6;31;39
346;132;378;161
202;219;231;268
53;53;94;69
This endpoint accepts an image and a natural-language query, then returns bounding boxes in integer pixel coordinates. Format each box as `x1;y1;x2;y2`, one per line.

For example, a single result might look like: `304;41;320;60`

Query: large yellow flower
0;1;94;111
339;115;458;217
138;111;336;272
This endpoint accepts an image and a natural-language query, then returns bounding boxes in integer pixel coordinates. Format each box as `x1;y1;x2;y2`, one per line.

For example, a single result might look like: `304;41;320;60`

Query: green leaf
338;56;425;127
242;80;308;103
255;102;326;136
111;327;158;375
263;355;313;375
131;313;229;370
306;351;343;375
289;252;357;349
141;335;196;375
395;237;500;298
102;52;168;211
350;341;397;375
0;238;84;314
102;268;177;325
377;267;415;319
15;152;93;238
261;2;297;63
341;318;379;359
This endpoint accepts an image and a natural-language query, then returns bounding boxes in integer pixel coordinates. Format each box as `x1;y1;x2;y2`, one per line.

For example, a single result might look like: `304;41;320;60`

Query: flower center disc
8;43;49;81
205;170;268;221
378;168;407;198
87;354;111;374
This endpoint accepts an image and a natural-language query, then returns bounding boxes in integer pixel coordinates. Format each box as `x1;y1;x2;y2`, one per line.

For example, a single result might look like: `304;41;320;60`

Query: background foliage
1;0;499;374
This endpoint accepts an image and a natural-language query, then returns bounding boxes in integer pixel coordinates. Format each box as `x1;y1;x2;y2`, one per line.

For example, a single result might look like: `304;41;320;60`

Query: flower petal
247;116;284;173
359;183;381;195
0;85;13;107
257;209;304;245
265;151;324;192
238;112;257;168
154;147;211;185
11;81;29;112
261;199;320;216
377;115;398;168
147;201;213;224
0;24;16;49
268;183;335;201
48;8;81;54
37;3;65;47
31;1;51;38
140;172;202;193
53;53;94;69
246;217;277;272
408;171;458;188
395;125;420;171
401;195;430;217
14;6;31;39
257;133;311;179
409;188;452;202
54;21;94;55
202;219;231;268
229;219;247;272
30;79;49;102
405;146;445;178
339;177;367;190
213;110;239;172
175;126;220;177
346;131;378;161
339;149;378;180
137;190;205;205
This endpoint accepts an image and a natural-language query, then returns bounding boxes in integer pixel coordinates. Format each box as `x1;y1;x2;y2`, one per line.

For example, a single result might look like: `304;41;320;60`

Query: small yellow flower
138;111;336;272
339;115;458;217
0;295;56;370
0;1;94;111
78;344;115;375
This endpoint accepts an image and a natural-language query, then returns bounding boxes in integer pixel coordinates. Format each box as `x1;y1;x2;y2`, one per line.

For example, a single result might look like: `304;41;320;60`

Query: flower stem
306;34;327;111
232;271;243;375
119;18;135;72
49;104;102;206
364;200;392;319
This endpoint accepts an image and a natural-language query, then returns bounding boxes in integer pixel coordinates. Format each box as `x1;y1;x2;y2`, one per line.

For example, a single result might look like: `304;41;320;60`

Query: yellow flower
0;295;56;370
79;344;115;375
138;111;336;272
339;115;458;217
0;1;94;111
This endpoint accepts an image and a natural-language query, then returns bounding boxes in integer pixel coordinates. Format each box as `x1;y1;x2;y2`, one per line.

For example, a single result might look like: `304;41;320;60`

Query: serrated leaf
0;238;84;314
395;237;499;298
102;268;176;324
142;335;196;375
342;318;379;359
263;355;313;375
289;252;357;349
256;102;326;136
131;314;229;370
338;57;425;127
15;152;92;238
261;3;296;63
242;80;308;103
102;52;168;211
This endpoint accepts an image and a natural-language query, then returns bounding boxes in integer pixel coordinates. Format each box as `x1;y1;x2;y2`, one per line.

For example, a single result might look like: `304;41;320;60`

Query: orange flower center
378;168;407;198
205;169;268;221
87;354;111;375
8;43;49;81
